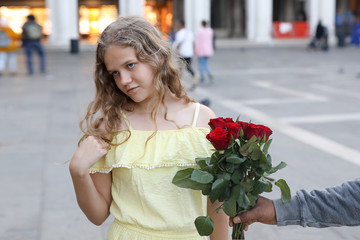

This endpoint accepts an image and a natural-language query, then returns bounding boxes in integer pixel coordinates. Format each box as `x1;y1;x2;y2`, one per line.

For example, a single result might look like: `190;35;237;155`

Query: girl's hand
70;136;110;175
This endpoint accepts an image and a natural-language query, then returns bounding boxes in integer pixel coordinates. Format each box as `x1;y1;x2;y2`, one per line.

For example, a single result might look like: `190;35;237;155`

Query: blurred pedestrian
350;16;360;46
345;10;355;37
173;20;199;90
335;9;346;47
168;28;176;43
195;20;214;85
22;14;46;75
230;178;360;229
0;18;21;75
308;20;328;51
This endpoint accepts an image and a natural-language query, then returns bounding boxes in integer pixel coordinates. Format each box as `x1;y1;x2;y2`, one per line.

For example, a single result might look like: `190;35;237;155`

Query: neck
133;88;174;115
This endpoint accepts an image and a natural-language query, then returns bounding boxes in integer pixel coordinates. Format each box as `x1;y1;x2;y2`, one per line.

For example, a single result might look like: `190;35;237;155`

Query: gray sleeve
273;178;360;227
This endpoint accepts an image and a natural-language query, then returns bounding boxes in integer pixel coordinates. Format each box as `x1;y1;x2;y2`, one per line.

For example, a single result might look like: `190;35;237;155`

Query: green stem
218;151;232;165
210;205;223;216
217;152;231;172
232;222;245;240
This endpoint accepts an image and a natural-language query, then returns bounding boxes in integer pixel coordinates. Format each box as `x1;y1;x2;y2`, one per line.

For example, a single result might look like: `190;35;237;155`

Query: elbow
88;214;109;226
92;219;105;226
84;210;110;226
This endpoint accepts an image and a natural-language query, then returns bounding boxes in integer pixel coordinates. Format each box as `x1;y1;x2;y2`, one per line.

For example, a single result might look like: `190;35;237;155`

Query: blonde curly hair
79;16;193;143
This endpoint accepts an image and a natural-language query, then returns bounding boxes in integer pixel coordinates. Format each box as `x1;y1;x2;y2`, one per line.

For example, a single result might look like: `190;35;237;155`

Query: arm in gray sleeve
273;178;360;227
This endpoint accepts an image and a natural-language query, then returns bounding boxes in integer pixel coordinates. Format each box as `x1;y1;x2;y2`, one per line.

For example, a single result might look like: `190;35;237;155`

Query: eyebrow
106;58;137;72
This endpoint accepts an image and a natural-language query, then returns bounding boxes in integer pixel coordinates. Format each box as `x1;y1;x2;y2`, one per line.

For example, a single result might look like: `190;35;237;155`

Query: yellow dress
89;103;213;240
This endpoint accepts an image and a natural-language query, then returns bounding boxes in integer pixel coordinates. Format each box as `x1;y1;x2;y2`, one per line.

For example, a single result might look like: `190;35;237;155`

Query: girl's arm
208;198;229;240
198;104;229;239
69;136;112;225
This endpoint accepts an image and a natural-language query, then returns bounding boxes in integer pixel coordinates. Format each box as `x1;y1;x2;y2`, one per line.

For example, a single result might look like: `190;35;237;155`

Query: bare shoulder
197;104;216;128
95;113;127;131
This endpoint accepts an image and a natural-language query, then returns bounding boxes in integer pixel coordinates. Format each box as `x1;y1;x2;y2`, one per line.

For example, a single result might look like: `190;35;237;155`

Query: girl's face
104;45;156;104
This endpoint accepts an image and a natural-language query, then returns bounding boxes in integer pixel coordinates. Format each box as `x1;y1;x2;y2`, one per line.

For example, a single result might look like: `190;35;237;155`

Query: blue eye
128;63;135;69
111;71;119;76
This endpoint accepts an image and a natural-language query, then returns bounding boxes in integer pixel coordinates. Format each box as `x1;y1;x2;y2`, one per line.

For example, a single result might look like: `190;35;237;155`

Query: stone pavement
0;41;359;240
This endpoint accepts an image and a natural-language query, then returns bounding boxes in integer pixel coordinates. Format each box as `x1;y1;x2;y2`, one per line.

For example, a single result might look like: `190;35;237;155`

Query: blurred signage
273;21;309;38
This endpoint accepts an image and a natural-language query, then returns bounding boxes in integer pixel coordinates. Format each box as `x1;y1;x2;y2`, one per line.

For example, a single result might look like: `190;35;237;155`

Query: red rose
206;127;231;150
244;123;272;141
226;122;241;139
238;121;249;132
259;125;273;141
224;118;234;123
208;118;226;130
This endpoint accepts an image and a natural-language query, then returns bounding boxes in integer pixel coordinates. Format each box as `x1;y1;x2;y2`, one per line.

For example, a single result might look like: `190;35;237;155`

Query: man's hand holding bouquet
172;117;291;239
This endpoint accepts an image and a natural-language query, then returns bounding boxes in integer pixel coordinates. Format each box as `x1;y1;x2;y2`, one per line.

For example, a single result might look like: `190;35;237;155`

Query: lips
127;86;138;93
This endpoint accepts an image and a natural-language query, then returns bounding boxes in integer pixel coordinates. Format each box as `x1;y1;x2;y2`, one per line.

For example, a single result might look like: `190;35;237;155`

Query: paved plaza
0;41;360;240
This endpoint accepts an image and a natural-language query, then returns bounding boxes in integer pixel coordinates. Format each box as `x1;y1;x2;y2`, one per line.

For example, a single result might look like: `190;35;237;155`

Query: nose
119;70;132;85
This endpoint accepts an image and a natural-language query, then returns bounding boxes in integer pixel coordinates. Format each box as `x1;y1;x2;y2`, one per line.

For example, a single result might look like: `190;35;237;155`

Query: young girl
69;16;228;240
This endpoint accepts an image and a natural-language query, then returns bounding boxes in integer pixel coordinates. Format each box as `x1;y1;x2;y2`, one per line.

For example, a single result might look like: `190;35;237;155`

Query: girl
69;16;228;240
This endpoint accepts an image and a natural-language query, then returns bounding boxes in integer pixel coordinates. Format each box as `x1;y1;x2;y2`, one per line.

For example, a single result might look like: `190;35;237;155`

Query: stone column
246;0;273;43
320;0;335;44
308;0;320;36
119;0;144;16
308;0;336;44
184;0;210;35
246;0;256;40
46;0;78;46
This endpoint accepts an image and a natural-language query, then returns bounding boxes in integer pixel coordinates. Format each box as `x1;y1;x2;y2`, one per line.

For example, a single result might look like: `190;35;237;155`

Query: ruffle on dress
107;220;207;240
89;127;213;173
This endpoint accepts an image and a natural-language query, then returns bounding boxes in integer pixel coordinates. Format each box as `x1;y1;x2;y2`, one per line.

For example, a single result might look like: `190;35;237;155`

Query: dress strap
192;102;201;127
120;110;132;130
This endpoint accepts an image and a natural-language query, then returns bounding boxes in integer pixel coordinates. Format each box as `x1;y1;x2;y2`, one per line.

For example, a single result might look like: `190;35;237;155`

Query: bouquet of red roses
172;117;291;239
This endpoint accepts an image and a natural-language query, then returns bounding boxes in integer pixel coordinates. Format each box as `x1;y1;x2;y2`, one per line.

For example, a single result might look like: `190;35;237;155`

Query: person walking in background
350;16;360;46
173;20;199;90
22;14;46;75
335;9;346;47
0;18;21;76
315;20;328;51
345;10;355;38
69;16;228;240
195;20;214;86
308;20;328;51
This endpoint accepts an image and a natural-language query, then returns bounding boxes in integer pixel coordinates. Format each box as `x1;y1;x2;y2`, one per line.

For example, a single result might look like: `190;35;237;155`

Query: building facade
0;0;358;47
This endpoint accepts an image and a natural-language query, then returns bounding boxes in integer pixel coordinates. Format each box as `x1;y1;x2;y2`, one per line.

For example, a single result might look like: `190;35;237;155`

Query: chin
130;97;144;103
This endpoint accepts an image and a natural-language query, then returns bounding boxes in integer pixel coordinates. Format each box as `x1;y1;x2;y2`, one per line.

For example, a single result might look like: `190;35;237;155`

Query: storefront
211;0;247;38
78;0;118;43
0;0;207;47
0;0;340;47
0;1;50;37
272;0;309;39
144;0;173;37
0;0;178;43
337;0;360;14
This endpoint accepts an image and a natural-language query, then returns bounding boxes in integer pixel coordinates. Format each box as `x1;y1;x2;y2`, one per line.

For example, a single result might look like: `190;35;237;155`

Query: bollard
70;39;79;54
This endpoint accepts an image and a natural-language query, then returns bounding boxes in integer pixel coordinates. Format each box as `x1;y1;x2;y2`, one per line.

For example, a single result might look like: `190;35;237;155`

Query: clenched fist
69;136;110;176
